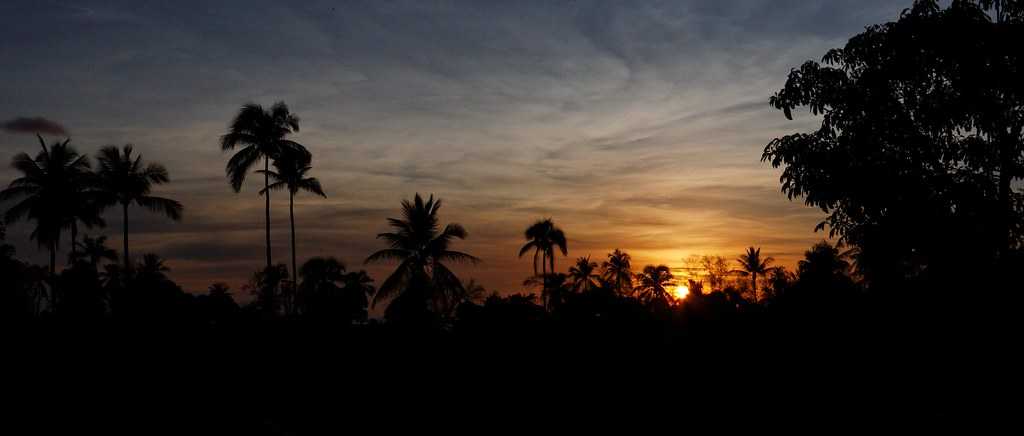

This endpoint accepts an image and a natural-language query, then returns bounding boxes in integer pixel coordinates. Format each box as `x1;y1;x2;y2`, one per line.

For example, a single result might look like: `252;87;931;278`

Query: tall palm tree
259;152;326;300
220;102;309;269
635;265;676;305
518;219;568;277
735;246;774;303
96;145;183;270
568;256;600;293
601;249;633;296
71;234;118;269
0;136;91;283
365;194;479;318
518;218;567;308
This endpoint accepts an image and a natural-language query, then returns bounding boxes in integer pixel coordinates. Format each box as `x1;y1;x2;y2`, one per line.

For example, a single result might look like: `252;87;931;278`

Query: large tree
96;145;182;270
365;194;479;322
601;249;633;296
259;151;326;311
634;265;676;306
764;0;1024;286
221;102;309;269
735;247;773;303
568;256;600;294
518;218;568;308
0;136;94;306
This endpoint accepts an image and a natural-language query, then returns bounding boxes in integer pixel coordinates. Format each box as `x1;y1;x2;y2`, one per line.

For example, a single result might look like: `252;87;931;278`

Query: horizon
0;1;907;296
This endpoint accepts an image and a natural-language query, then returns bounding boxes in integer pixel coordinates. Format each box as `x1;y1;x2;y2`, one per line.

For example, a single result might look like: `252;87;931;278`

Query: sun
672;285;689;300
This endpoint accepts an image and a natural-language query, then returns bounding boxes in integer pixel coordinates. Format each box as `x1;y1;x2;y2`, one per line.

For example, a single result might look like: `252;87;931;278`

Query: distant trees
95;145;182;270
298;257;374;323
221;102;309;270
365;193;479;323
71;234;117;269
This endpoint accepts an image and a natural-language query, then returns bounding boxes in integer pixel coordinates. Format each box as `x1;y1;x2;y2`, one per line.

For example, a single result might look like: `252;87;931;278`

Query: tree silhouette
259;151;326;311
298;257;373;323
735;247;773;303
518;218;567;308
568;256;600;293
221;102;310;270
764;0;1024;285
601;249;633;296
71;234;118;269
136;253;170;282
634;265;676;306
96;145;182;270
365;193;479;322
523;272;570;311
0;135;92;309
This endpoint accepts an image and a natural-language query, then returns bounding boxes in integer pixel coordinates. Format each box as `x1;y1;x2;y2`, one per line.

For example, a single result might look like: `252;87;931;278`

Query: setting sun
672;285;689;300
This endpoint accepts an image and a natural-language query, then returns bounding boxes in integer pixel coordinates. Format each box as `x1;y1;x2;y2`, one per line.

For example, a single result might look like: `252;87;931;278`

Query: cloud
1;117;68;136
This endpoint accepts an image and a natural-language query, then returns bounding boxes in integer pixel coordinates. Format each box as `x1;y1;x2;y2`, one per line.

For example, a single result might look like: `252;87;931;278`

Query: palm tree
524;272;570;311
0;136;91;288
259;152;326;301
635;265;676;305
220;102;309;270
518;218;567;307
71;234;118;269
568;256;600;293
95;145;183;270
518;219;568;277
601;249;633;296
735;246;774;303
365;194;479;319
136;253;170;282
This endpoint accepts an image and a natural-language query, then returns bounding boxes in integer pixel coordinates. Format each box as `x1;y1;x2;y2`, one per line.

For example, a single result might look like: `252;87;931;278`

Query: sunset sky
0;0;908;297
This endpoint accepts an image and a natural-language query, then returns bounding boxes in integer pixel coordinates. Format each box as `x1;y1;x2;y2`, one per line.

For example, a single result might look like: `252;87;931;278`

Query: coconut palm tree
635;265;676;305
259;152;326;300
735;246;774;303
365;194;479;320
136;253;170;282
568;256;600;293
220;102;309;269
95;145;183;270
0;136;92;286
601;249;633;296
518;219;568;277
71;234;118;269
518;219;567;307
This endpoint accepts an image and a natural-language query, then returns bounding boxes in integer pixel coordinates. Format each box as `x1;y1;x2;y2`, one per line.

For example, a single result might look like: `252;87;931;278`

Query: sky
0;0;910;298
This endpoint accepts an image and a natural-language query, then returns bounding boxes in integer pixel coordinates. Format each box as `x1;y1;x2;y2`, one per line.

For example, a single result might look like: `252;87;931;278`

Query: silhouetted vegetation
2;4;1021;428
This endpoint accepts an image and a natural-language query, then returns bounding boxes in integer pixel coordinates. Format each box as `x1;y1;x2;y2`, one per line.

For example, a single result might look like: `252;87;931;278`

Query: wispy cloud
0;0;908;295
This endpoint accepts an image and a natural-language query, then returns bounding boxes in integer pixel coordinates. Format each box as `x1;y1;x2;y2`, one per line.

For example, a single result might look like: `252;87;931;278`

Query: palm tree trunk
265;156;272;270
289;191;297;317
999;133;1014;259
752;272;757;303
49;240;57;312
541;251;548;310
123;203;130;271
70;221;78;265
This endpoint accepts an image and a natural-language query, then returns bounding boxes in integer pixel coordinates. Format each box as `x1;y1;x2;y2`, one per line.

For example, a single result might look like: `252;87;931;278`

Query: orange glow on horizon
672;285;689;301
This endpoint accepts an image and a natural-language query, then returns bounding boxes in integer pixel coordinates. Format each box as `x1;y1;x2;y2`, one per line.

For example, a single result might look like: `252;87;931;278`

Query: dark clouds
1;117;68;136
0;0;911;296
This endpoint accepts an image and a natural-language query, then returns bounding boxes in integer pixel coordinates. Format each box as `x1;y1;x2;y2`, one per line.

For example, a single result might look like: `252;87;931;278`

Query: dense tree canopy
764;0;1024;286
